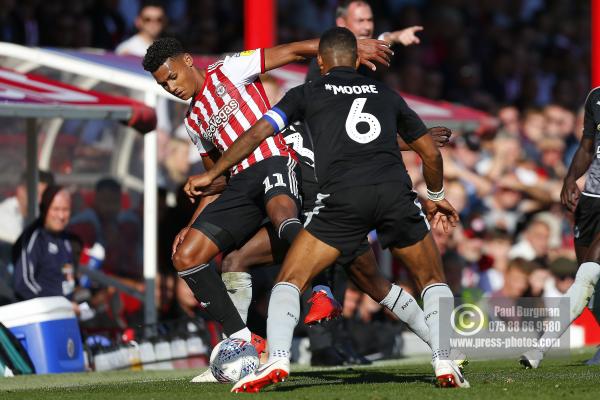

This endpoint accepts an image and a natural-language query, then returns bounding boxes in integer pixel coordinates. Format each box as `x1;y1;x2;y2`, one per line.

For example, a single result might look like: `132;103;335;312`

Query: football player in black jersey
190;27;468;390
520;88;600;369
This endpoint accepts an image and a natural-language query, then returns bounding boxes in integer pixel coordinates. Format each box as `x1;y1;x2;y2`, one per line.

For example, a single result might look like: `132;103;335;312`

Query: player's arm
397;95;458;229
561;91;598;212
173;150;223;256
397;126;451;151
561;136;595;212
185;87;305;195
379;26;423;47
203;119;276;186
264;38;393;72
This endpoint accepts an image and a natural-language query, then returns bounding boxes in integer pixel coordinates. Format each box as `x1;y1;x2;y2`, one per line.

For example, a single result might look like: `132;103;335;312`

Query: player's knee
267;196;299;227
221;252;248;273
172;246;204;272
576;262;600;285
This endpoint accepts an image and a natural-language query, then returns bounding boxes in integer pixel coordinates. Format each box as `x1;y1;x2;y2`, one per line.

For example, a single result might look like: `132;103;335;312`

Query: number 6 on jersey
345;98;381;144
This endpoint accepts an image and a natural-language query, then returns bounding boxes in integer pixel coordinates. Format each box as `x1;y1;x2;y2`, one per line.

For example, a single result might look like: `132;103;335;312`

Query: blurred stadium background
0;0;600;378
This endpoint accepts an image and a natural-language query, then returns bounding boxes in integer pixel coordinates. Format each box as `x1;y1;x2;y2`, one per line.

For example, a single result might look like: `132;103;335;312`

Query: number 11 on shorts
263;173;286;192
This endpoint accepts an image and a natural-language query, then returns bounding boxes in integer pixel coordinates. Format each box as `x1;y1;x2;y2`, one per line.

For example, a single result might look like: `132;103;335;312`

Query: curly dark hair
142;37;184;73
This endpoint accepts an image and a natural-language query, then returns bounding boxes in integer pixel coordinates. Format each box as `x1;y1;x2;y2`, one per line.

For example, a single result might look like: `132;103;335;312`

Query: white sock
313;284;335;300
422;283;454;362
538;262;600;352
229;327;252;342
222;272;253;324
380;284;431;346
267;282;300;361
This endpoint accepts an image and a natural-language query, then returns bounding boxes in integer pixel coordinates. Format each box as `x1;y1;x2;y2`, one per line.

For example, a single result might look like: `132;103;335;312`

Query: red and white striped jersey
184;48;295;175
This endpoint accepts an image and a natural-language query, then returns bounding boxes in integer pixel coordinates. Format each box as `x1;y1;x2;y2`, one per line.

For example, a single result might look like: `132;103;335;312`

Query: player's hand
423;198;459;233
390;26;423;46
200;175;228;196
184;173;214;202
172;226;190;257
428;126;452;147
561;178;581;213
356;39;393;71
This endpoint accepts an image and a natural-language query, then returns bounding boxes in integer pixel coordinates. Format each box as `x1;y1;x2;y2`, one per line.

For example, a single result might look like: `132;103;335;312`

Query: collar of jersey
326;66;357;75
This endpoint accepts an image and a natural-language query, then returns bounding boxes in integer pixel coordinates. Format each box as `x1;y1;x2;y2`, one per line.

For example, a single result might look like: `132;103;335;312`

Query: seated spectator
68;178;145;326
12;186;76;303
0;170;55;305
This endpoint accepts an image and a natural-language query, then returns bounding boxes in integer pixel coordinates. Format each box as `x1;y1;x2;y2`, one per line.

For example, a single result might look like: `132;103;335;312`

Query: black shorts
192;156;301;252
574;194;600;247
304;181;430;260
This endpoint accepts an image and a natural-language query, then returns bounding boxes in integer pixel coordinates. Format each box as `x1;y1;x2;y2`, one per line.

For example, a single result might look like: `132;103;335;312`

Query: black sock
178;263;246;336
278;217;302;245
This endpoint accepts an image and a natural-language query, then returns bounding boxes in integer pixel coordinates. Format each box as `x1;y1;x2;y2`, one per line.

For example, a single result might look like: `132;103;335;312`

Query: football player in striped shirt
142;36;392;357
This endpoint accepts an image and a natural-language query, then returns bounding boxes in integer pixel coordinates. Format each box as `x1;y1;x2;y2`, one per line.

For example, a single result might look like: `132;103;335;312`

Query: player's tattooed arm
397;126;451;151
184;119;275;196
264;38;392;72
561;136;595;212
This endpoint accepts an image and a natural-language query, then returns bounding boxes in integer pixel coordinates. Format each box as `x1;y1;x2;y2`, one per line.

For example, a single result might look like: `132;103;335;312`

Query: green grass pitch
1;348;599;400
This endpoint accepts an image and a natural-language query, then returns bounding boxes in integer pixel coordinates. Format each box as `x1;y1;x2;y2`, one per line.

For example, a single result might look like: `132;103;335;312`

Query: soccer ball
209;338;259;383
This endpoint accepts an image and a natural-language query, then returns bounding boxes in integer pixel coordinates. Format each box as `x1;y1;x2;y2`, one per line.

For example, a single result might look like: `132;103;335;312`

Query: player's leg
266;193;302;244
375;183;467;388
232;230;340;393
521;236;600;368
346;246;431;346
263;157;303;246
175;182;266;344
172;227;250;339
521;196;600;368
221;226;277;324
233;188;367;393
389;234;468;388
389;234;450;355
264;157;343;323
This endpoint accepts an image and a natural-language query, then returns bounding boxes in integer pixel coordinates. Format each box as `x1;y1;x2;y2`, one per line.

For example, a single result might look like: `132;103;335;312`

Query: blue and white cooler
0;296;84;374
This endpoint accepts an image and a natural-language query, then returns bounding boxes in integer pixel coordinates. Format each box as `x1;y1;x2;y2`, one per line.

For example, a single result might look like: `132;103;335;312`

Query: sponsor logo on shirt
205;99;240;139
215;83;227;97
237;50;256;57
48;242;59;254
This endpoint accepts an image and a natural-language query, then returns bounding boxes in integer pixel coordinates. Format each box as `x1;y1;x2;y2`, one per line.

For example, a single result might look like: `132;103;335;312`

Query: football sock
313;284;335;300
538;262;600;353
178;264;246;336
278;217;302;245
229;327;252;342
422;283;453;362
267;282;301;361
222;272;253;324
380;284;431;346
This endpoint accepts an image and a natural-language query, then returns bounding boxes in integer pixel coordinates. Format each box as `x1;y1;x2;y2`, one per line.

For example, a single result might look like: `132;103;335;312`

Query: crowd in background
0;0;590;113
0;0;597;359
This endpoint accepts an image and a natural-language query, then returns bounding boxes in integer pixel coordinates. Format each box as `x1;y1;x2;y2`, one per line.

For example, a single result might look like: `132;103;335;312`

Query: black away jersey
265;66;427;193
583;87;600;196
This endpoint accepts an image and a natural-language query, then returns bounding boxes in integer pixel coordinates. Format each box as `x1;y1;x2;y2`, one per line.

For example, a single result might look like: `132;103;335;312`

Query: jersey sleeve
184;117;215;156
13;230;43;300
583;89;599;138
221;48;265;85
395;94;428;143
263;85;307;133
